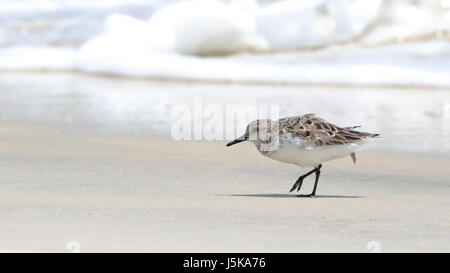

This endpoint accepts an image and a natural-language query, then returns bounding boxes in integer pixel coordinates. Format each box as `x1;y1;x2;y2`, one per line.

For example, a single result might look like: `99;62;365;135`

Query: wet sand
0;72;450;155
0;123;449;252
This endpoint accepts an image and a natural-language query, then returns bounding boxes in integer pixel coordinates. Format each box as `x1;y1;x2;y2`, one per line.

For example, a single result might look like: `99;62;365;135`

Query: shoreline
2;70;450;91
1;72;449;156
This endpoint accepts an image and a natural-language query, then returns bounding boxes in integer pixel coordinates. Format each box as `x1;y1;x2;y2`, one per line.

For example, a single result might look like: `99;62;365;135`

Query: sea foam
1;0;450;87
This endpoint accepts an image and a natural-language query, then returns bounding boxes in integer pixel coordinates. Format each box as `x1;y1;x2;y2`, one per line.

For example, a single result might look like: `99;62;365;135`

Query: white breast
262;142;362;168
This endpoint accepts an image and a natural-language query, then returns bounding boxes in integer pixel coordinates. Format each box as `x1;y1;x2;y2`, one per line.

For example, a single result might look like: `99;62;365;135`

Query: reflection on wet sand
0;72;449;155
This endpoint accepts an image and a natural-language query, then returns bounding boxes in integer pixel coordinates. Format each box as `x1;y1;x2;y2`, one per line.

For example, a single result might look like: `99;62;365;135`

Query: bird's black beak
226;135;246;147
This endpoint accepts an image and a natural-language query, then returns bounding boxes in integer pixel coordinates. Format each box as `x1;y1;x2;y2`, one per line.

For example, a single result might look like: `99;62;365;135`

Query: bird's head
226;119;273;147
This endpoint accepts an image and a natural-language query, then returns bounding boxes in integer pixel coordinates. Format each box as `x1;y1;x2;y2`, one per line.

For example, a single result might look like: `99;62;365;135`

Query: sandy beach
0;73;449;252
0;94;449;252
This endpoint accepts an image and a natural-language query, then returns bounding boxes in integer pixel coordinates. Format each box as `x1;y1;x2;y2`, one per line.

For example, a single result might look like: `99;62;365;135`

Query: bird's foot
296;194;316;198
289;179;304;193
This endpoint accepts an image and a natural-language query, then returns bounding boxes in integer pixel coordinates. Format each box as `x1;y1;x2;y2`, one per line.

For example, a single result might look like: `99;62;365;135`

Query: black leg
310;165;322;196
296;164;322;197
289;168;316;193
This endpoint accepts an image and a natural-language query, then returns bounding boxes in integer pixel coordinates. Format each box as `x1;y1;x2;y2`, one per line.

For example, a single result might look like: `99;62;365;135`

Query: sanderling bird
226;114;379;197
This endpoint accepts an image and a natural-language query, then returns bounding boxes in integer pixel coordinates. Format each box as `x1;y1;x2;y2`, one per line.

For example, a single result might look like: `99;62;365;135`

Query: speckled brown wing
279;114;380;147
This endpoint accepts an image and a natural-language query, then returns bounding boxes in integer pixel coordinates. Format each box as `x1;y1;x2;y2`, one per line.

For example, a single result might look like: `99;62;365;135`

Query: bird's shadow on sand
221;193;363;199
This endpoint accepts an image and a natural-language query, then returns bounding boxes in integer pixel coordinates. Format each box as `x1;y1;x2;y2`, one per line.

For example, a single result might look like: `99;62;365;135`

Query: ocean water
1;0;450;86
